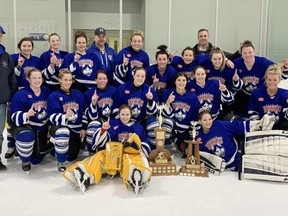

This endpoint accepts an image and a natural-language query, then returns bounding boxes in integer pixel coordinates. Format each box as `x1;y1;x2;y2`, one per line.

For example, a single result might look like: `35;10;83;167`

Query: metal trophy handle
157;104;164;129
190;121;198;141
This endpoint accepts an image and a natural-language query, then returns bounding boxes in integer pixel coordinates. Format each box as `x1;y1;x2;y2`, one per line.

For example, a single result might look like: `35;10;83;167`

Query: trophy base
149;161;177;176
179;165;208;177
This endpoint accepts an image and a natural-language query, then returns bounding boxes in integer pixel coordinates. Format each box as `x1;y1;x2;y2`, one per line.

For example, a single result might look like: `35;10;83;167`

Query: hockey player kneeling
63;133;152;194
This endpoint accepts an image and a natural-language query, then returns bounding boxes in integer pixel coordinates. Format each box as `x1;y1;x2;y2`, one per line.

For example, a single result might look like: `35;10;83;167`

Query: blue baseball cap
0;26;5;34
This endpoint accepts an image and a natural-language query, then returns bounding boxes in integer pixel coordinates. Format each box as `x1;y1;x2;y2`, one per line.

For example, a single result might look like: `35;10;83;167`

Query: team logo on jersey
125;90;130;94
63;102;79;123
127;54;131;58
184;71;193;79
206;69;210;74
130;60;143;68
59;97;63;101
98;98;113;118
128;98;144;119
108;55;113;61
242;76;259;93
177;64;183;68
28;94;32;98
205;136;225;158
198;93;214;111
258;97;264;101
78;59;94;76
33;101;47;120
172;102;191;121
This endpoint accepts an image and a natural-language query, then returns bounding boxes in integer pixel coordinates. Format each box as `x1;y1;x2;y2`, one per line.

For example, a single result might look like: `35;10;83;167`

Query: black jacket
0;45;18;104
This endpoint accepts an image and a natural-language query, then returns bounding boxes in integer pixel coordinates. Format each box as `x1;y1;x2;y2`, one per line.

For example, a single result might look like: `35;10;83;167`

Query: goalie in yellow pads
63;105;152;194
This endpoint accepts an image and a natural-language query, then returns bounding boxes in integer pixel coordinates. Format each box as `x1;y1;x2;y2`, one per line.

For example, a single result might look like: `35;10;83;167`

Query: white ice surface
1;129;288;216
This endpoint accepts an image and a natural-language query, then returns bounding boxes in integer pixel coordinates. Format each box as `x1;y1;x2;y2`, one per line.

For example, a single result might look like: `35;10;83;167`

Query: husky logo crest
131;103;141;118
102;105;111;117
82;65;93;76
36;108;47;120
174;107;186;121
68;108;78;123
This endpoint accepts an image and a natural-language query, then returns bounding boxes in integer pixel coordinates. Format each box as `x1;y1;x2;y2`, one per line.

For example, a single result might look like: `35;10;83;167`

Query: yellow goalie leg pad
63;150;106;186
120;151;152;189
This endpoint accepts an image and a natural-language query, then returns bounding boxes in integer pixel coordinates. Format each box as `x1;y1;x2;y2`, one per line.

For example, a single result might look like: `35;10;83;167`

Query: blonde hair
130;30;144;41
264;64;282;81
210;46;226;71
58;68;72;79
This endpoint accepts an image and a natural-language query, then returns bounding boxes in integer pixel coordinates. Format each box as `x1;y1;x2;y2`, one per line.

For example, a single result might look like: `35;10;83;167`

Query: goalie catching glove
123;133;141;154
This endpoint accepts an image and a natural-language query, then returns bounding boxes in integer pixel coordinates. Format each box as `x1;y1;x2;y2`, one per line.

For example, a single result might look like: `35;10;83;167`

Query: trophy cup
149;104;177;175
179;121;208;177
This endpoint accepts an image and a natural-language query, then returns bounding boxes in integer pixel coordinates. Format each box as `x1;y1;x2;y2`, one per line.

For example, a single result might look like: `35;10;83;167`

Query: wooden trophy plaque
149;105;177;176
179;121;208;177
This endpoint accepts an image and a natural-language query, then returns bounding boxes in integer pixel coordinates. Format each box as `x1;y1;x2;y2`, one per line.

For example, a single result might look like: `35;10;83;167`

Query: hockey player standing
62;31;102;93
114;31;149;87
145;45;177;100
86;27;116;85
11;37;40;89
170;46;199;82
187;66;234;120
39;33;68;91
232;40;274;116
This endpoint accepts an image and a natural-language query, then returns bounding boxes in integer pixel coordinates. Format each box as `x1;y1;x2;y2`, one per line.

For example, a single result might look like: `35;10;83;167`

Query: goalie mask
123;133;141;154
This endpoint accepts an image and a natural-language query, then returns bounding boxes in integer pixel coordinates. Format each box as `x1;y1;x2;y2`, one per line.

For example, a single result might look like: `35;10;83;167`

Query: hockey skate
73;167;91;194
5;147;16;160
130;169;142;195
57;162;68;172
0;161;7;171
22;162;31;174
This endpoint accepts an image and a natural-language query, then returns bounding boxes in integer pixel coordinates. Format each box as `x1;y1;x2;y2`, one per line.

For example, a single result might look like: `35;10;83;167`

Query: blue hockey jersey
248;87;288;127
187;79;234;119
47;89;86;133
39;50;68;89
11;53;40;88
10;86;51;131
114;46;149;87
112;82;158;122
62;52;103;90
161;88;200;133
83;85;117;122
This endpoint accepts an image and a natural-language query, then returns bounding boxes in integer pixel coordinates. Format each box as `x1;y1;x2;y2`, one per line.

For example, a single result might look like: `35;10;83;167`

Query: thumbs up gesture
74;52;81;62
26;103;36;119
232;69;239;81
123;54;129;67
91;89;99;106
145;87;153;100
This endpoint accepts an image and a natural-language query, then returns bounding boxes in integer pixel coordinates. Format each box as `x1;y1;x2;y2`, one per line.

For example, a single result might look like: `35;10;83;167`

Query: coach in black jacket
0;25;18;170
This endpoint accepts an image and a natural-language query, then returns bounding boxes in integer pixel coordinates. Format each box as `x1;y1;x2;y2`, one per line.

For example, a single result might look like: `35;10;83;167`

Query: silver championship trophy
149;104;177;175
179;121;208;177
